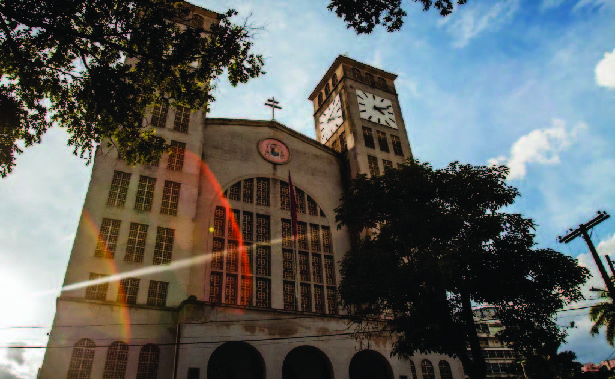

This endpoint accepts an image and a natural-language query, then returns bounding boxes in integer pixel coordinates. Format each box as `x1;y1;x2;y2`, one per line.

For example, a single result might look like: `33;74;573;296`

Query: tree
523;346;584;379
590;287;615;345
327;0;468;34
335;160;589;379
0;0;264;177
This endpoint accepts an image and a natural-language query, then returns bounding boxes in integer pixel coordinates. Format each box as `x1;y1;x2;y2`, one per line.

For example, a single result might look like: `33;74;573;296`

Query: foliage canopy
590;288;615;346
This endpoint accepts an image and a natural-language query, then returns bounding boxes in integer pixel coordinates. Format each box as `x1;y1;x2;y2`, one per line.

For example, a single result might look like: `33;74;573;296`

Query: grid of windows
173;106;190;133
383;159;393;170
85;273;109;301
153;227;174;265
363;127;375;149
147;281;169;307
421;360;436;379
256;214;270;243
167;141;186;171
136;344;160;379
160;181;180;216
256;178;270;206
296;189;306;213
117;278;140;305
280;181;290;210
368;155;380;177
377;130;390;152
151;104;169;128
300;283;312;312
256;278;271;308
107;171;131;207
95;219;121;258
298;222;308;250
314;285;325;313
243;179;254;203
339;132;347;152
103;341;128;379
125;223;148;263
134;176;156;211
67;339;96;379
391;135;404;156
307;196;318;216
228;182;241;201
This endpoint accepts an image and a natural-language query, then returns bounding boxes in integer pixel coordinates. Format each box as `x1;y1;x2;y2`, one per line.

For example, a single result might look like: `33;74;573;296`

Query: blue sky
1;0;615;376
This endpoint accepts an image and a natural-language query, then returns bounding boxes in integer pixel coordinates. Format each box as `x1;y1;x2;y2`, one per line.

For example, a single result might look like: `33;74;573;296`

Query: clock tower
309;56;413;181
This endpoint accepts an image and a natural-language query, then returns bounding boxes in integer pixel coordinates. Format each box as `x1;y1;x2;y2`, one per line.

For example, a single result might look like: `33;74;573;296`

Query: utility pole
606;255;615;277
558;211;614;300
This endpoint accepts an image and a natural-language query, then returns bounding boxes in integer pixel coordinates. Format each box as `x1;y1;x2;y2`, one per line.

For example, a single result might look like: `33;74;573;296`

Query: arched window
191;14;204;28
332;73;338;86
365;73;374;85
67;338;95;379
377;77;386;89
136;344;160;379
349;350;393;379
318;93;324;106
409;361;417;379
439;361;453;379
208;342;265;379
352;68;362;80
103;341;129;379
325;83;330;96
283;346;333;379
421;360;435;379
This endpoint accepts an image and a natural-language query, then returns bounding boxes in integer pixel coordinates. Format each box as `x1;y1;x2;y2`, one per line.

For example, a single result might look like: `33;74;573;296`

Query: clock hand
373;106;386;115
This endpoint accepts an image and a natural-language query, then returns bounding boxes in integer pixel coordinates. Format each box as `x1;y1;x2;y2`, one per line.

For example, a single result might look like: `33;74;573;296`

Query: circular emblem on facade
258;138;291;165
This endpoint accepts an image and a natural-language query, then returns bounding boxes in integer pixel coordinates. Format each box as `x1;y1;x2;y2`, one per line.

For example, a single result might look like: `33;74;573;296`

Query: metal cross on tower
264;97;282;120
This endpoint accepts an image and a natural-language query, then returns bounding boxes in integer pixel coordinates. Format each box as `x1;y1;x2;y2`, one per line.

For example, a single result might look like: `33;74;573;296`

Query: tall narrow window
325;83;330;96
410;361;418;379
326;287;337;315
211;239;224;271
229;209;240;240
377;77;386;89
256;246;271;276
135;176;156;211
339;132;347;152
439;361;453;379
376;130;390;152
167;141;186;171
107;171;131;207
300;283;312;312
280;181;290;210
103;341;129;379
136;344;160;379
243;178;254;203
213;206;226;237
147;281;169;307
307;196;318;216
352;68;362;80
362;127;375;149
225;274;238;304
85;273;109;301
310;224;321;252
332;73;338;86
283;281;296;310
421;360;436;379
228;181;241;201
365;73;374;85
295;188;306;213
255;278;271;308
383;159;393;170
256;178;270;206
153;227;174;265
299;252;310;282
282;219;292;248
173;106;190;133
312;254;323;283
318;93;324;106
67;339;95;379
324;256;336;285
297;222;308;250
209;272;222;303
391;135;404;156
226;240;238;272
95;218;121;258
242;244;253;275
242;211;253;242
151;104;169;128
125;223;148;263
256;214;270;243
322;227;332;254
240;275;252;306
117;278;140;304
160;181;180;216
314;285;325;313
368;155;380;177
283;250;294;279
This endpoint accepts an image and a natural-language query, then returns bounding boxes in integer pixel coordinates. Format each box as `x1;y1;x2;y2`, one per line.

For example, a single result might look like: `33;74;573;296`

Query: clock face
319;94;344;143
356;89;398;129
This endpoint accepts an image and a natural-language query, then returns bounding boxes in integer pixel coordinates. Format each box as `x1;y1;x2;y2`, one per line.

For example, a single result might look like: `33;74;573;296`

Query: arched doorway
349;350;393;379
208;341;265;379
282;345;333;379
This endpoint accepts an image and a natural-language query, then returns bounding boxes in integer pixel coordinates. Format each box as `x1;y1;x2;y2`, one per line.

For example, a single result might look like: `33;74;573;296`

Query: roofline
308;55;398;100
185;2;222;20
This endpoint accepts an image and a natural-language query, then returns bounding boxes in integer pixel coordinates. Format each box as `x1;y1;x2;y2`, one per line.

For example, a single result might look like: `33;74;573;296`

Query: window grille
213;206;225;237
242;212;253;242
283;250;294;280
226;240;238;272
209;272;222;303
410;361;418;379
300;283;312;312
298;222;308;250
310;224;321;252
332;73;338;86
67;338;95;379
295;188;305;213
299;252;310;282
107;171;131;207
314;285;324;313
153;227;174;265
136;344;160;379
439;361;453;379
173;106;190;133
391;135;404;156
167;141;186;171
225;274;238;304
85;273;109;301
243;178;254;203
421;360;436;379
339;132;347;152
151;104;169;128
324;256;336;285
160;181;180;216
135;176;156;211
147;281;169;307
256;246;271;276
255;278;270;308
103;341;128;379
331;139;340;152
283;281;296;310
229;209;240;240
280;181;290;210
125;223;148;263
383;159;393;170
368;155;380;177
211;239;224;271
256;178;270;206
241;244;253;274
377;130;390;152
256;214;270;243
117;278;140;304
240;275;252;306
282;219;293;248
307;196;318;216
312;254;323;283
325;83;330;95
95;218;121;258
326;287;337;314
228;181;241;201
322;227;332;254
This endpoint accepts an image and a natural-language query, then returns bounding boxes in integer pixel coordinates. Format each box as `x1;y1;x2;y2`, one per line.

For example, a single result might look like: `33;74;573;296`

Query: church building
38;5;464;379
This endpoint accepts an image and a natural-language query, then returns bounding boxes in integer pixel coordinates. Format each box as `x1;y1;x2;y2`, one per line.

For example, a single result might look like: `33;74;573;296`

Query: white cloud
541;0;568;10
595;49;615;89
574;0;615;11
488;119;587;180
440;0;520;48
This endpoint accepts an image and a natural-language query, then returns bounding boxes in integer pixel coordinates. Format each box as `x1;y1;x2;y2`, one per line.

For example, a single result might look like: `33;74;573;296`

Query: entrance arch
282;345;333;379
208;341;265;379
349;350;393;379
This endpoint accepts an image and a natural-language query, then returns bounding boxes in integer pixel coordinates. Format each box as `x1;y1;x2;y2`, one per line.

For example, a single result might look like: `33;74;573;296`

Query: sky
1;0;615;377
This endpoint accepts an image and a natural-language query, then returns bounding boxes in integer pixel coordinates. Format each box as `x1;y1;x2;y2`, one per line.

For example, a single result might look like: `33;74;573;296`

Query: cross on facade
265;97;282;120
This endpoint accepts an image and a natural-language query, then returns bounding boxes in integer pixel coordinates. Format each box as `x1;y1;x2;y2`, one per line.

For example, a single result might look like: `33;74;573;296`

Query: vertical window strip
135;176;156;211
283;281;296;310
85;273;109;301
226;240;238;272
243;179;254;203
377;130;390;152
368;155;380;177
256;178;270;206
151;104;169;128
242;211;253;242
299;252;310;282
228;209;240;240
160;181;180;216
297;222;308;250
225;274;238;304
241;244;253;275
125;223;148;263
255;278;270;308
295;188;306;213
307;196;318;216
312;254;323;283
300;283;312;312
283;250;294;280
421;360;436;379
322;227;332;254
67;339;96;379
256;246;271;276
310;224;321;252
256;214;270;243
136;344;160;379
211;239;224;271
280;181;290;210
147;281;169;307
153;227;174;265
209;272;222;303
391;135;404;156
240;275;252;306
326;287;337;314
314;285;325;313
410;361;418;379
117;278;140;304
228;181;241;201
363;127;375;149
324;256;336;285
103;341;128;379
173;106;190;133
167;141;186;171
95;218;121;258
107;171;131;207
282;219;292;248
213;206;226;237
